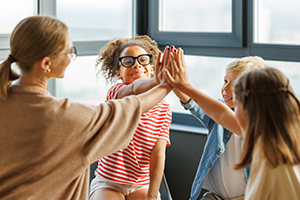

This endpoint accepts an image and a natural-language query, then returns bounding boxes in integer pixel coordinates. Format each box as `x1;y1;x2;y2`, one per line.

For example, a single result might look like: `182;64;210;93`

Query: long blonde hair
234;67;300;169
0;16;68;100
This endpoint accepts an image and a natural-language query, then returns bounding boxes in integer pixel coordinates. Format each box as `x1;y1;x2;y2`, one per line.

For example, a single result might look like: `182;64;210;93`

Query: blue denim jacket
181;99;250;200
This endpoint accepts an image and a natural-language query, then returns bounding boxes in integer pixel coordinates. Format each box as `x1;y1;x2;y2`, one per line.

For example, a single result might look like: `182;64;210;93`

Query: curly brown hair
95;35;160;84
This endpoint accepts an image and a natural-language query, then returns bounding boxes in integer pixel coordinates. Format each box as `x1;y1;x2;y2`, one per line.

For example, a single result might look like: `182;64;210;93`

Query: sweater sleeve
80;95;142;164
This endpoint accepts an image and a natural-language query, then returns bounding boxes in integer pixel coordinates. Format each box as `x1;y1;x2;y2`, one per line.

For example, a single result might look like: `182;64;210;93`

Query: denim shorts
89;175;149;197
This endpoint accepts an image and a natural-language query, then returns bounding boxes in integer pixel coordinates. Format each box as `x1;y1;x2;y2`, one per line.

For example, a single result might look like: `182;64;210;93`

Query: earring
44;69;51;74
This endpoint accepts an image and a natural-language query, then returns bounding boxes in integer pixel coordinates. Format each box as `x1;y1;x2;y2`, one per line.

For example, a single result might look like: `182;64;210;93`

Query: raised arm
137;46;173;114
165;48;243;137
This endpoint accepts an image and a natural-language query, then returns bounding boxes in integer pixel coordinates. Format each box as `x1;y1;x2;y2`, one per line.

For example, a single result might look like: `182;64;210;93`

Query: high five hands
163;45;191;92
154;45;190;93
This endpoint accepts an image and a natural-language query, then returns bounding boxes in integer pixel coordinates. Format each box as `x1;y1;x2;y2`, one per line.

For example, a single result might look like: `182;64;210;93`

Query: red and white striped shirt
96;83;172;185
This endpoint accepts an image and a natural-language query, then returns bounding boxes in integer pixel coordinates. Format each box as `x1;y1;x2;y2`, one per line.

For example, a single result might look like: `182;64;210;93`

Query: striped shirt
96;83;172;185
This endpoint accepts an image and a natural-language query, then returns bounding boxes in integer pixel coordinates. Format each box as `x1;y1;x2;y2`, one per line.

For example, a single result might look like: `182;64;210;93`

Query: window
0;0;37;59
254;0;300;45
57;0;133;42
55;56;112;104
0;0;37;35
149;0;243;48
147;0;300;126
266;60;300;99
159;0;231;32
54;0;134;100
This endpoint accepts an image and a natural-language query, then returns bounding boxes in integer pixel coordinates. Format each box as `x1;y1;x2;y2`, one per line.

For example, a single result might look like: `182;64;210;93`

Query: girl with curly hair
89;36;172;200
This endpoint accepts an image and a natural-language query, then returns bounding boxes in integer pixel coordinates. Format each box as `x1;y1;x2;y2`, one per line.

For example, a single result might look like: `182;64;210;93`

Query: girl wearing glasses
89;35;172;200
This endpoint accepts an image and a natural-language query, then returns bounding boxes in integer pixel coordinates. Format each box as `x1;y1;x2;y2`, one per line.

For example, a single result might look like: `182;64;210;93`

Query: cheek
221;85;225;94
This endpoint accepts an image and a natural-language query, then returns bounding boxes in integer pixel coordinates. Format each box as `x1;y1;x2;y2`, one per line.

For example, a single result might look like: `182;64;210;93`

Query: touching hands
164;46;190;91
154;46;172;88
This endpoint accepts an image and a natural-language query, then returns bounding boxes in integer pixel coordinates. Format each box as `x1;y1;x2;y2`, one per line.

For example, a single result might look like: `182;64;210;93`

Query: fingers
176;48;183;70
161;46;169;68
155;51;162;73
164;68;174;86
154;52;162;83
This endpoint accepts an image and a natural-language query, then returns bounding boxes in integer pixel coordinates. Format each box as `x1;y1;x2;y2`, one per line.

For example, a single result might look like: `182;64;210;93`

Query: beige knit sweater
0;85;141;200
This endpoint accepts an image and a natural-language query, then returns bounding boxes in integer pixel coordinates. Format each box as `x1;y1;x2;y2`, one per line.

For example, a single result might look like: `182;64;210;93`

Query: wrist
160;82;172;91
146;193;159;199
152;77;159;86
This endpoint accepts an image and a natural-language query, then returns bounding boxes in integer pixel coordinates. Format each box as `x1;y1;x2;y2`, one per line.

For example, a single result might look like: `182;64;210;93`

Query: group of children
91;35;300;200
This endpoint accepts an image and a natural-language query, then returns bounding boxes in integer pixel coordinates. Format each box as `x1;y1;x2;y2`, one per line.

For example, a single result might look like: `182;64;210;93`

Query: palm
165;48;189;90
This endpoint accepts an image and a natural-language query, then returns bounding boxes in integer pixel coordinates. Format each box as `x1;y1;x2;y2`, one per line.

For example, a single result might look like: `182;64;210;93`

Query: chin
56;74;65;79
225;102;233;108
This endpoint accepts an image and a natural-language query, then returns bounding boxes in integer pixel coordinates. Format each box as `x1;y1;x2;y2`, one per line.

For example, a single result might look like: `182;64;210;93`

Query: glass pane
159;0;231;32
255;0;300;45
56;56;112;105
266;60;300;99
165;55;233;113
57;0;133;41
0;0;37;34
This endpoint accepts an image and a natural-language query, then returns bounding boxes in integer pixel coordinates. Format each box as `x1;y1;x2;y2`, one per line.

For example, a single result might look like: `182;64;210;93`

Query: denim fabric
181;99;250;200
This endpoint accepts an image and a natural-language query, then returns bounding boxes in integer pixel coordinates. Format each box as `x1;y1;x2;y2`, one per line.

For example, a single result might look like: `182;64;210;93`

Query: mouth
223;96;233;102
131;71;145;76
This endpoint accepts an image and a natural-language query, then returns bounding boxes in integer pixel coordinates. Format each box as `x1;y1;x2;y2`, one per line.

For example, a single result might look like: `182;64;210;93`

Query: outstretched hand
164;47;190;91
155;46;172;87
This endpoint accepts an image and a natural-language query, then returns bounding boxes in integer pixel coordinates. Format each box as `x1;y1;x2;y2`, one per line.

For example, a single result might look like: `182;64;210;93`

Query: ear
39;57;52;72
115;70;123;80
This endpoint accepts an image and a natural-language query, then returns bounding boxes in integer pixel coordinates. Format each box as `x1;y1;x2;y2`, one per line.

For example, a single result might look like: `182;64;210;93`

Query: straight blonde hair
225;56;267;76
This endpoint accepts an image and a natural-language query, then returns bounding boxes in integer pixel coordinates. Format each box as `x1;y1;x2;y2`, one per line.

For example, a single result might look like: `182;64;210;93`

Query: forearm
173;88;191;104
147;148;166;199
117;78;158;99
132;78;158;95
137;82;172;114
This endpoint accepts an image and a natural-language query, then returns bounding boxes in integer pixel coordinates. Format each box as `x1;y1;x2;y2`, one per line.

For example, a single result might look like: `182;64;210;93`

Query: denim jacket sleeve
180;99;214;132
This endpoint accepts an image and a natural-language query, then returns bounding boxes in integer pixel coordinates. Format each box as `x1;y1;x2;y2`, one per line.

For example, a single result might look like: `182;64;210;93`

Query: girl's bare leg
90;188;125;200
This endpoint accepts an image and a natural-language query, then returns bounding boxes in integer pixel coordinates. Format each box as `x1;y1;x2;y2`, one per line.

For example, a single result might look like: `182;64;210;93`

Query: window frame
149;0;244;48
147;0;300;126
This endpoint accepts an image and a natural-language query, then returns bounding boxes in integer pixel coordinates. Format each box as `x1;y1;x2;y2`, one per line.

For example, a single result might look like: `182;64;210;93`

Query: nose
222;84;229;95
132;58;141;68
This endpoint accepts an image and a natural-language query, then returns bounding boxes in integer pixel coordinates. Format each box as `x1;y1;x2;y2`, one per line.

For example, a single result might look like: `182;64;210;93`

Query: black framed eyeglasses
118;54;152;68
60;46;77;61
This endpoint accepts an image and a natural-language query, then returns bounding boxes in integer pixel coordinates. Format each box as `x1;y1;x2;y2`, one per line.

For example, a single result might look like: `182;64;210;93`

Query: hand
155;46;172;88
154;51;163;84
165;48;190;90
